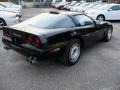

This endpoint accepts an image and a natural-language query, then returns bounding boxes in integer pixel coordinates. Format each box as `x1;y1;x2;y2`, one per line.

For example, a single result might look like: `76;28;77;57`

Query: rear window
22;13;75;29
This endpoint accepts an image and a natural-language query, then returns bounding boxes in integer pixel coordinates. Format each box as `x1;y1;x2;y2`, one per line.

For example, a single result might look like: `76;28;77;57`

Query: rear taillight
27;35;33;44
26;35;41;45
34;36;41;45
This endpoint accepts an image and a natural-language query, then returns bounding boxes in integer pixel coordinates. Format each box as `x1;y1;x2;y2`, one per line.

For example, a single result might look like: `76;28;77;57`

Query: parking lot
0;8;120;90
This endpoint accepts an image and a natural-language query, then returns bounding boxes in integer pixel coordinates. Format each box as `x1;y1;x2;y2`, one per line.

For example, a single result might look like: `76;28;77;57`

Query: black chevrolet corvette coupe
2;11;113;65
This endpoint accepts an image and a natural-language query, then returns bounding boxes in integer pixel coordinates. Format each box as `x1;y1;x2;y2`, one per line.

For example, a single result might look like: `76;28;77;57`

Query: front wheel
59;39;81;65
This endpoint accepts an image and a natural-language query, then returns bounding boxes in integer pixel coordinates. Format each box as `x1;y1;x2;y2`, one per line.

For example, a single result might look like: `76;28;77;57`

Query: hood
0;10;17;16
5;7;20;11
3;8;21;14
12;5;22;9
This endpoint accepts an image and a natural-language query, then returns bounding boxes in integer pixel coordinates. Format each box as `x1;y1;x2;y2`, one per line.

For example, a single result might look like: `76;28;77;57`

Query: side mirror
108;9;112;11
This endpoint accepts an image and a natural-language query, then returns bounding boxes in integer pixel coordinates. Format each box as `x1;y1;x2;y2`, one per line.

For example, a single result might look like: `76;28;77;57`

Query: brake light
27;35;33;43
26;35;41;45
34;36;41;45
3;28;12;37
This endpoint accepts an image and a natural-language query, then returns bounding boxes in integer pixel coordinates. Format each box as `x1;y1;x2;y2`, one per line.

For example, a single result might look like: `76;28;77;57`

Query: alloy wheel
69;43;81;63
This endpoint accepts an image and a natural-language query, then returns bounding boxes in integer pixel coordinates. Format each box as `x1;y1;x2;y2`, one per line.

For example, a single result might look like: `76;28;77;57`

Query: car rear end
2;27;55;60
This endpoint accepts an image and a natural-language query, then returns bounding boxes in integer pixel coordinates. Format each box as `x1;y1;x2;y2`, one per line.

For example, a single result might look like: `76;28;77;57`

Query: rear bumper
2;37;56;58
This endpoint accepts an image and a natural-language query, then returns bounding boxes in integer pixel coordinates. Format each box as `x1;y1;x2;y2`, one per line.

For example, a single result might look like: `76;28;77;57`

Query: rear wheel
102;27;113;42
59;39;81;65
97;15;105;21
0;18;6;30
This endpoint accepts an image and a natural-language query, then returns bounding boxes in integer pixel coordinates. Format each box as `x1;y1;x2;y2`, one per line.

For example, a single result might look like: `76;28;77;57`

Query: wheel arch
97;14;105;20
71;36;84;47
0;17;7;26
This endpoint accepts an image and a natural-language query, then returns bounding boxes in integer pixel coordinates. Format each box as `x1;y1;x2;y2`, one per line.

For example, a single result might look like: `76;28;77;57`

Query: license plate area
12;37;24;46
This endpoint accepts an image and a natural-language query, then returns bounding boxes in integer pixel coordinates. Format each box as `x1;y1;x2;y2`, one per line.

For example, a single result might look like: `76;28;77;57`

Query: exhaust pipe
4;46;11;50
27;56;38;64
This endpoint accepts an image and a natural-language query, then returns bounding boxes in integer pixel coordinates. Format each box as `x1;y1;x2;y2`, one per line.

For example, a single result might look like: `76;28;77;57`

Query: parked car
66;2;81;10
70;2;83;11
70;2;90;11
0;2;23;17
60;2;71;10
0;2;22;9
85;4;120;21
63;1;77;10
51;0;62;7
90;3;107;10
55;2;70;9
77;3;99;12
2;11;113;65
0;11;20;30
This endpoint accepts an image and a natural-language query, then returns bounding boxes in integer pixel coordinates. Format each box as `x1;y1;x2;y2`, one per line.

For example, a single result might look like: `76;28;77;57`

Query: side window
110;5;120;11
74;15;94;26
54;16;75;28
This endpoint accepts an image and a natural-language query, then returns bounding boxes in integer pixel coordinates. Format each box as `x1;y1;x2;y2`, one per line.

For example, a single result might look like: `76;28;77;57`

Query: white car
55;1;69;9
0;11;20;30
66;2;80;10
77;3;99;12
71;3;90;11
0;2;22;17
70;3;81;11
0;2;22;9
63;1;77;10
51;0;61;7
86;4;120;21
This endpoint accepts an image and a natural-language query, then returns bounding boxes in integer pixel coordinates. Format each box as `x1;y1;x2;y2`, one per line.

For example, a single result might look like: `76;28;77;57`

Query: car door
106;5;120;20
73;15;103;46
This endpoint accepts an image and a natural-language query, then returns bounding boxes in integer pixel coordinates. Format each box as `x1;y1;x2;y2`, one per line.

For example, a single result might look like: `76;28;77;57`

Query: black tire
0;18;7;30
96;15;105;21
102;27;113;42
59;39;81;65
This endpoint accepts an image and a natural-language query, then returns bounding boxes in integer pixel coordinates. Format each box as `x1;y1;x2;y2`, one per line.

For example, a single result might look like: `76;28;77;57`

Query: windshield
92;4;102;9
0;4;6;8
80;3;90;7
73;3;81;6
64;2;70;5
96;4;110;10
70;2;76;6
1;2;13;8
22;13;75;29
87;3;98;8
